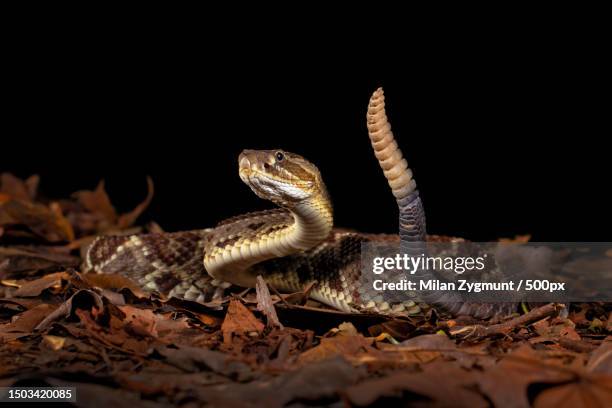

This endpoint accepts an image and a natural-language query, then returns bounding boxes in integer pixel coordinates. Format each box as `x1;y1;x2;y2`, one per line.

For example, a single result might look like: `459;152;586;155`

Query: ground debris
0;173;611;407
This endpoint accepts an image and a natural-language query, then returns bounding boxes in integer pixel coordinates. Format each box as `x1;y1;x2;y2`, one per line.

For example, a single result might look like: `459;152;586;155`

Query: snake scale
85;88;518;318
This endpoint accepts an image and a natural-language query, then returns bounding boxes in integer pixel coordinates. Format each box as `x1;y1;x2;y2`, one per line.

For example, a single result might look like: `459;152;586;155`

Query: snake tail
367;87;427;243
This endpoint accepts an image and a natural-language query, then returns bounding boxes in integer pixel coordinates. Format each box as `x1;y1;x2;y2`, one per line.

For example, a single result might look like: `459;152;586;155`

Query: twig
284;281;318;306
256;275;283;329
450;303;565;340
267;283;291;307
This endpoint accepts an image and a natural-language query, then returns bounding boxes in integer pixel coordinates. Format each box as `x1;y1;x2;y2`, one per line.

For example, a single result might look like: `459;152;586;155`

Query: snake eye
275;151;284;162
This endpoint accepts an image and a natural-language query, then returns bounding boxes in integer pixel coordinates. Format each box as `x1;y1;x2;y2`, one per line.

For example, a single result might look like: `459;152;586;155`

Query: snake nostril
263;163;271;170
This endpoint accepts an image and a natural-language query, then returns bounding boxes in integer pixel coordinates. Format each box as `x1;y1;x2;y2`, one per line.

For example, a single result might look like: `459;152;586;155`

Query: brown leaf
0;246;79;275
73;308;150;355
200;357;363;407
1;199;74;242
587;338;612;374
74;180;118;224
118;305;159;338
0;303;58;341
154;313;192;340
13;271;69;297
0;173;31;201
117;176;154;229
345;362;488;407
367;317;418;341
42;334;66;350
35;289;104;330
559;325;582;341
297;324;375;365
532;316;582;344
79;272;147;298
221;299;264;345
157;344;252;380
0;297;43;311
534;376;612;408
477;344;575;408
533;317;551;336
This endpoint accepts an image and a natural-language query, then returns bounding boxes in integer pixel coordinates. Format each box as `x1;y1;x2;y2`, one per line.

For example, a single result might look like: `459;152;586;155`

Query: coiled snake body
85;89;516;318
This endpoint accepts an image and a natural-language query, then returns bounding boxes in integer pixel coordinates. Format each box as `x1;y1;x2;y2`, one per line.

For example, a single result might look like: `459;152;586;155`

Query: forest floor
0;173;610;407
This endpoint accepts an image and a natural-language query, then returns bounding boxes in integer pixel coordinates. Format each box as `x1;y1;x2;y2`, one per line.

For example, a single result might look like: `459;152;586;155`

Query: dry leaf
0;173;31;201
35;289;104;330
80;272;146;298
0;303;58;341
73;180;118;224
0;172;610;407
587;339;612;375
118;305;159;338
42;335;66;350
298;323;375;365
0;246;79;275
477;344;574;408
345;362;488;407
534;376;612;408
13;272;69;297
156;344;252;379
1;200;74;242
221;299;264;345
197;358;361;406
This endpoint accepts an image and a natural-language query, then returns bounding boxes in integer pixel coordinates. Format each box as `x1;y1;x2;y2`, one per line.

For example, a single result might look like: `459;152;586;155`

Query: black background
2;44;610;241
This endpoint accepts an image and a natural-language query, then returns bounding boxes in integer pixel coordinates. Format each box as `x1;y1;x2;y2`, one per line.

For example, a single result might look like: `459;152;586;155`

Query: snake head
239;149;327;206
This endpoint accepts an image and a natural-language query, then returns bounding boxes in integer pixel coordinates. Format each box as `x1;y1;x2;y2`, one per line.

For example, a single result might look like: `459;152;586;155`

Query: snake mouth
238;151;277;186
238;154;275;195
239;154;257;184
238;149;315;205
239;154;252;172
239;154;250;167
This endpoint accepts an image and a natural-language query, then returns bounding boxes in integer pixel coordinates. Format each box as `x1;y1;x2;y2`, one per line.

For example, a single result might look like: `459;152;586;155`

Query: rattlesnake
85;88;517;318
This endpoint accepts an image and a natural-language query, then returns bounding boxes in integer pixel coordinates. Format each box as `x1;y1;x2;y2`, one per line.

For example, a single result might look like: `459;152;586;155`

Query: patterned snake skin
85;89;519;318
